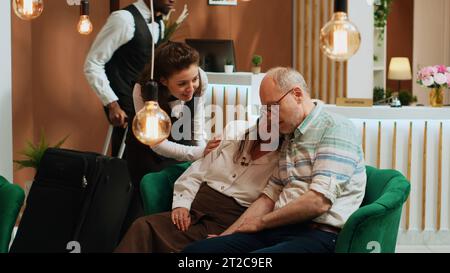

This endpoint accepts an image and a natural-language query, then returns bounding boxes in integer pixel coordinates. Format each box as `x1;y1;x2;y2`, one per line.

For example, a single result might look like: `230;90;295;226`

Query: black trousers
182;222;338;253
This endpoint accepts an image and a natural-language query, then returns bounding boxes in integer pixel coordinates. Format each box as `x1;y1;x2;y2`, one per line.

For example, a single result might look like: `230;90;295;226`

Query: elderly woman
115;121;282;253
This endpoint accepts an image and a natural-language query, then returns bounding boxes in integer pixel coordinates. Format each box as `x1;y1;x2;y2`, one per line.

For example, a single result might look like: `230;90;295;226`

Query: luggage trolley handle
102;125;128;159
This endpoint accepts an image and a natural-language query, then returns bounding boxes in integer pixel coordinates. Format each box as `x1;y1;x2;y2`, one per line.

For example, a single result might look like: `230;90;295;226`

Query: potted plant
251;54;262;74
14;131;68;198
373;86;385;104
224;59;234;73
398;90;418;106
374;0;394;45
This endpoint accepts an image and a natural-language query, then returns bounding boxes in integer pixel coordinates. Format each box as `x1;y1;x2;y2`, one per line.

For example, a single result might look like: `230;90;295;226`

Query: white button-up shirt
172;125;282;210
84;0;164;106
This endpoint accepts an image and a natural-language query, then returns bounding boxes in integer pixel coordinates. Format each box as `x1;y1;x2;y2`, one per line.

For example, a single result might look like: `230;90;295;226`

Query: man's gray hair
265;67;309;94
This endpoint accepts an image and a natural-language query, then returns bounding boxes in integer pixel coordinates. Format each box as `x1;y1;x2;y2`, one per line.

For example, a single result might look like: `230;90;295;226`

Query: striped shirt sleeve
310;121;362;204
262;166;283;202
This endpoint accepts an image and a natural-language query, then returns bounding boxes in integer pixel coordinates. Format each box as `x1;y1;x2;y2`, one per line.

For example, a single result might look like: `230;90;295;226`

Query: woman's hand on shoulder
203;137;222;157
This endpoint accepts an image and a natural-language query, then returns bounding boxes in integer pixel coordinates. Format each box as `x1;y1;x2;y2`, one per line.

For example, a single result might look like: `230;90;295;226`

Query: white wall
413;0;450;105
0;0;13;181
347;0;374;99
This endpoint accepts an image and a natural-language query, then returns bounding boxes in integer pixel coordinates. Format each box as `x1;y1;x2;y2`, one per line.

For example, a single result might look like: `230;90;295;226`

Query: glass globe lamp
13;0;44;20
132;101;172;147
320;0;361;62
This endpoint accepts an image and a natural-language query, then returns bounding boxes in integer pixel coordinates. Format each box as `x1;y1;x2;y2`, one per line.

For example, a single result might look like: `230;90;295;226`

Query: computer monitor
185;39;236;72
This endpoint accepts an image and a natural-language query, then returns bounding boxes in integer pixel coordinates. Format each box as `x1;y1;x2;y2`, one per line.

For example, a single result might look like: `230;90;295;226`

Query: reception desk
325;106;450;249
205;73;450;250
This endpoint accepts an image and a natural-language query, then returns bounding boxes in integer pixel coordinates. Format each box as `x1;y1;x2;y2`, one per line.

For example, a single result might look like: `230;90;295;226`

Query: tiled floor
396;245;450;253
8;227;450;253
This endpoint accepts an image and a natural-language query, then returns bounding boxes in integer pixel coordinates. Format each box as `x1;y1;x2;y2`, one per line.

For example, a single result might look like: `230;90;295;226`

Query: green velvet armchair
141;162;192;216
0;176;25;253
335;166;410;253
140;165;410;253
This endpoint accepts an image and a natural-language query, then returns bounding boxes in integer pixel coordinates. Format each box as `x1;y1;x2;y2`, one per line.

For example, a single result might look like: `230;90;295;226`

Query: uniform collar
294;100;324;138
134;0;151;23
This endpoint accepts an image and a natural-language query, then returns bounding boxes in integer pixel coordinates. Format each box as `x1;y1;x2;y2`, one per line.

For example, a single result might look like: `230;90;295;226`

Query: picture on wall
208;0;237;6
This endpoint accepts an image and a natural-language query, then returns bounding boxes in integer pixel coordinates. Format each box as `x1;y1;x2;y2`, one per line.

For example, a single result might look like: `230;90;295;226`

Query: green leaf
252;55;263;66
14;131;70;171
54;134;69;148
38;129;49;153
14;159;38;170
25;140;37;153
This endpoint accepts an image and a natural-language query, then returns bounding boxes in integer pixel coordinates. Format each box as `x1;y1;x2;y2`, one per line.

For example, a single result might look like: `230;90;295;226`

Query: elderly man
183;67;367;253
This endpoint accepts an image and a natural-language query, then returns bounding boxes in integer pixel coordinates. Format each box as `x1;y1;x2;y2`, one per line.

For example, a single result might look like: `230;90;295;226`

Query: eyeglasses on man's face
263;87;296;114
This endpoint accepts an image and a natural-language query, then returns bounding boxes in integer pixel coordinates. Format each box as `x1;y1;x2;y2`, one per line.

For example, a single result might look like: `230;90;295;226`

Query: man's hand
203;137;221;157
107;101;128;128
207;228;235;239
171;207;191;232
236;216;266;234
219;228;235;237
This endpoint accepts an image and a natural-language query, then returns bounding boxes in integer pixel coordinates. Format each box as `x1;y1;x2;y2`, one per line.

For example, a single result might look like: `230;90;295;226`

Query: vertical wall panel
294;0;348;104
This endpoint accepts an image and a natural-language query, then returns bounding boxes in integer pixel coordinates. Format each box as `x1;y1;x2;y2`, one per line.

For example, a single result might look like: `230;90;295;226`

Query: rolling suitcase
10;126;132;253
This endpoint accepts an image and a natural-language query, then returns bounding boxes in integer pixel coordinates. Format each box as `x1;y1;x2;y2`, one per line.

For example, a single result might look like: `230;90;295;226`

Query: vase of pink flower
417;65;450;107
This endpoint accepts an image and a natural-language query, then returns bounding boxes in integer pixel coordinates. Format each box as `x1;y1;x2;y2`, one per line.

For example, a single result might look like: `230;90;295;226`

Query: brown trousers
115;184;246;253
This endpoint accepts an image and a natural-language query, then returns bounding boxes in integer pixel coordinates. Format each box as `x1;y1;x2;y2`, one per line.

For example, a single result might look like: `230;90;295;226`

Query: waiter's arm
84;10;135;107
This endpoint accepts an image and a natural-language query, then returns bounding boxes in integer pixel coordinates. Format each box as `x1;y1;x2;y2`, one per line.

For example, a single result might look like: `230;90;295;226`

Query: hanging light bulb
77;0;93;35
133;0;172;146
13;0;44;20
132;82;172;147
78;15;93;35
319;0;361;62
